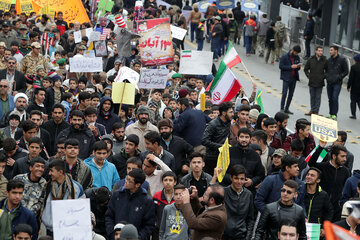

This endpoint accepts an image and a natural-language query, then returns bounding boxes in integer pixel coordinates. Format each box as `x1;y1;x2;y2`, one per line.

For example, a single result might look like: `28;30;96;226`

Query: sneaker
284;110;293;115
350;115;357;119
327;114;332;119
331;115;337;121
305;111;313;116
271;62;274;65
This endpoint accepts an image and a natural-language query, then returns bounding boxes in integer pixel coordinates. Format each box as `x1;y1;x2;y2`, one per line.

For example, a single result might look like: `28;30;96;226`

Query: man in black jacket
348;54;360;119
304;46;327;115
2;137;28;180
0;57;27;93
325;45;349;120
308;141;350;221
304;167;333;237
227;127;265;193
57;110;96;160
158;118;193;176
41;104;70;156
212;164;254;240
255;180;307;240
303;15;314;59
202;101;233;174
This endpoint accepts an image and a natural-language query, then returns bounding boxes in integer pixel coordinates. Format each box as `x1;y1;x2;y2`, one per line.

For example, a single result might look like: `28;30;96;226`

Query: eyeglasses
0;85;9;88
281;188;294;195
8;62;16;65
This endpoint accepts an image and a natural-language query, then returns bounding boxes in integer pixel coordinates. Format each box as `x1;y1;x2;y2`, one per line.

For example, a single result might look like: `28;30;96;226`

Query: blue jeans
190;22;197;42
197;39;204;50
245;36;252;54
327;83;342;116
309;86;323;113
281;80;297;110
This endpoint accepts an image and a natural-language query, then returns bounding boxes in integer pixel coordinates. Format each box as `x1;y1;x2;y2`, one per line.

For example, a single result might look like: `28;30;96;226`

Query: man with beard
1;111;20;138
103;122;125;155
0;57;27;94
96;97;121;135
10;41;23;64
108;134;141;179
173;98;211;155
57;110;96;160
42;104;70;156
1;93;29;127
202;101;234;174
274;111;289;145
308;141;350;221
125;105;158;152
0;21;16;48
158;119;193;176
179;183;227;239
227;128;265;193
0;79;15;120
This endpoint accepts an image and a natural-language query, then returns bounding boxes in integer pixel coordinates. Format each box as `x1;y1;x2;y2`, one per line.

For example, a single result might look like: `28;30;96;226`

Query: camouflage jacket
20;51;47;76
14;173;46;216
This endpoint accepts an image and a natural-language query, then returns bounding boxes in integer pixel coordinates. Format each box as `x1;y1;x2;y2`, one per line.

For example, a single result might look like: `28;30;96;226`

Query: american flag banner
96;27;111;40
41;32;55;51
114;14;126;28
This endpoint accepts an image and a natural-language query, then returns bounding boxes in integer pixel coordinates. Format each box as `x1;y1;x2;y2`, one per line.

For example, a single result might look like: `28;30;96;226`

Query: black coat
265;27;275;50
325;55;349;85
2;147;28;180
304;55;327;87
44;87;65;115
160;135;194;175
108;149;141;179
0;69;27;93
308;146;351;207
303;18;315;38
16;130;51;160
255;201;307;240
304;185;333;225
41;119;70;156
12;155;48;179
226;145;265;190
348;62;360;94
57;125;96;160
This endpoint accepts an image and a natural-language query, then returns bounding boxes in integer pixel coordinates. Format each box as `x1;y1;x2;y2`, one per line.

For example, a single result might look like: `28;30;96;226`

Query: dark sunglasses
281;188;294;195
0;85;9;88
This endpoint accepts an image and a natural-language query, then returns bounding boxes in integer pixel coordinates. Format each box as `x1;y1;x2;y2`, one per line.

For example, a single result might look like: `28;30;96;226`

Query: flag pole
240;61;254;83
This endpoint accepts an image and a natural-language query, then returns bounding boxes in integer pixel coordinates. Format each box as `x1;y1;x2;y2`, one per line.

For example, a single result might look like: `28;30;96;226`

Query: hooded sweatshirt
97;96;121;133
159;203;190;240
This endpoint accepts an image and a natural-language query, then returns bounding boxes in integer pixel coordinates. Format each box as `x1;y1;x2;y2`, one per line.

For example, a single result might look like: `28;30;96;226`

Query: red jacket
153;190;175;226
282;133;316;156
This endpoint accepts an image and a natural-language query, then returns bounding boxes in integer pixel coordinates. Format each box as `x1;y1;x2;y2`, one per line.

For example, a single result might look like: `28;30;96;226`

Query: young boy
91;93;101;108
68;78;80;97
159;184;190;240
153;171;177;239
42;77;52;90
0;152;7;200
61;92;73;122
84;141;120;190
196;18;206;51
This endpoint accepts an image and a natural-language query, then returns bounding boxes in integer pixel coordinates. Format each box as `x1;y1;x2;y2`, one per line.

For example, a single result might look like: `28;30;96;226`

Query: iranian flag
305;146;328;163
222;41;242;68
209;61;241;104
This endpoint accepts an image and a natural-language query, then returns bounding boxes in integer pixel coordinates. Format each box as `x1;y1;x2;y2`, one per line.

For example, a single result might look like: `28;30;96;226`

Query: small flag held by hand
115;14;126;28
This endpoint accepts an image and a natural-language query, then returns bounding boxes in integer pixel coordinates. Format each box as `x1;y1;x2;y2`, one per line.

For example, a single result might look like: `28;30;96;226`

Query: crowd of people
0;0;359;240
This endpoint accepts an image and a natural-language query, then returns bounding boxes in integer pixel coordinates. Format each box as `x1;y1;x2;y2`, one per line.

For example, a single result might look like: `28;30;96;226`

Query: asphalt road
183;37;360;171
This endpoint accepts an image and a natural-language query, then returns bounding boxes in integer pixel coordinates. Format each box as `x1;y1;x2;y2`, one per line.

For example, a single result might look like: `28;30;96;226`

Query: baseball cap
79;45;87;50
31;42;41;48
272;148;287;158
2;21;11;27
19;24;28;30
20;35;29;40
215;16;221;21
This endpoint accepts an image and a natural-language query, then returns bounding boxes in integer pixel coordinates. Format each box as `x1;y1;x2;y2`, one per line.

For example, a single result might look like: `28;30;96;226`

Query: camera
187;187;192;194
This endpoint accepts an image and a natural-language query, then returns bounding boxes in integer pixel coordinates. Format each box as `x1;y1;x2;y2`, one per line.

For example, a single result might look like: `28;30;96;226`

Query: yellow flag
200;93;205;112
216;137;230;182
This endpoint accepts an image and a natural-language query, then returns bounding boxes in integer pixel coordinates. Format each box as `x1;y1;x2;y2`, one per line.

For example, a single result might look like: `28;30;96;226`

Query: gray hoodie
258;18;271;36
159;203;190;240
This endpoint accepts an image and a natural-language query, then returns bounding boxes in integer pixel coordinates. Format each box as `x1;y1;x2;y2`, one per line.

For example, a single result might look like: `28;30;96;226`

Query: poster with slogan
139;68;168;89
311;114;338;142
179;50;213;75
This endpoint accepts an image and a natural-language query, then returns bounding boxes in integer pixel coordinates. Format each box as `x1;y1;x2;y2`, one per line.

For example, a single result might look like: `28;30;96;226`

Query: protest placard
170;25;187;41
84;50;95;58
115;66;140;89
74;30;82;43
52;199;92;240
137;18;174;66
198;0;212;12
0;0;11;12
216;138;230;183
139;68;168;89
74;28;94;43
69;57;103;72
311;114;338;142
241;0;259;13
112;82;135;105
179;50;213;75
217;0;234;9
89;31;101;42
306;223;321;240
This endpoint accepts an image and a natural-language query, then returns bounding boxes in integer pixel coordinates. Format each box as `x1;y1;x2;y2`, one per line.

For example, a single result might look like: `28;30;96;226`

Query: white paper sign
179;50;213;75
89;31;101;42
170;25;187;40
74;30;82;43
115;66;140;89
85;28;93;38
69;57;103;72
52;199;92;240
139;68;168;89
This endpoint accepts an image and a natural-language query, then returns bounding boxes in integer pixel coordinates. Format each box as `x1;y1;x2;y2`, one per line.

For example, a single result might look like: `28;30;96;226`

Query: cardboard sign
170;25;187;41
311;114;338;142
52;199;92;240
137;18;174;66
115;66;140;88
139;68;168;89
179;50;213;75
112;82;135;105
69;57;103;72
